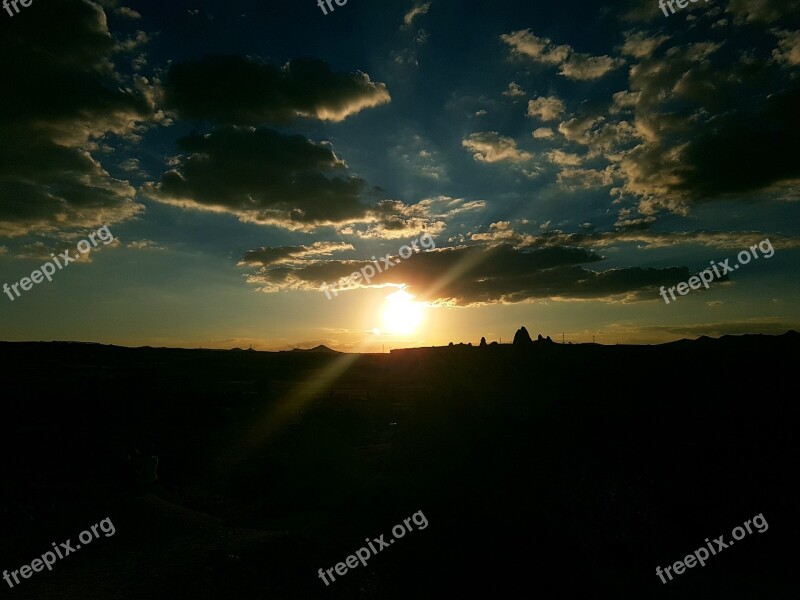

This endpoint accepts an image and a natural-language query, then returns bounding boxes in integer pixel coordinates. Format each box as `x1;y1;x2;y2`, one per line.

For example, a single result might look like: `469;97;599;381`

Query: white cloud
462;132;533;164
527;96;566;121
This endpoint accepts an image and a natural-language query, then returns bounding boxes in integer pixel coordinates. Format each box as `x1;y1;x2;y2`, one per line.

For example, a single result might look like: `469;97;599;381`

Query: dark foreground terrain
1;332;799;599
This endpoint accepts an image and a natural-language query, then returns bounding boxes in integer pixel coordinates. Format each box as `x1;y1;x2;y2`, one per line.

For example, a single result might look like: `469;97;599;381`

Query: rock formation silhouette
513;326;533;346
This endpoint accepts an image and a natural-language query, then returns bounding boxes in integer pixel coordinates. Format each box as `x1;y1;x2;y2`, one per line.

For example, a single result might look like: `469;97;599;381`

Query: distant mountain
658;330;800;350
290;345;338;353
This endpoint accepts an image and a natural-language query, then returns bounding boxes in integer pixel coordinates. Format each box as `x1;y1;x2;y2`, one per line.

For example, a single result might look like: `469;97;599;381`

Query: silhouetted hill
0;331;797;599
289;344;338;353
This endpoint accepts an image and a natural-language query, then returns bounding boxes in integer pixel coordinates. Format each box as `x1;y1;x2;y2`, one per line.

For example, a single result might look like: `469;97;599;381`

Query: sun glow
381;290;425;335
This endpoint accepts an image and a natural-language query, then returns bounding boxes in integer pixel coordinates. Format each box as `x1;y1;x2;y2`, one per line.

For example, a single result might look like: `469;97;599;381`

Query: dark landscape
2;0;800;598
2;330;798;598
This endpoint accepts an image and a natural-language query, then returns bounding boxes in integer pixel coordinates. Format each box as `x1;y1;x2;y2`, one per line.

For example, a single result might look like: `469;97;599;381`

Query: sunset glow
381;290;425;335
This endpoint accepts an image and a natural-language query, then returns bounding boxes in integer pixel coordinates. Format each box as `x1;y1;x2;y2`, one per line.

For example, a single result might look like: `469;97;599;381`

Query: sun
381;290;425;335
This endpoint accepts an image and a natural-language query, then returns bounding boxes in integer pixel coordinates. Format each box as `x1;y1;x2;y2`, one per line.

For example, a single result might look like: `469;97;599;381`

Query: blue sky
1;0;799;350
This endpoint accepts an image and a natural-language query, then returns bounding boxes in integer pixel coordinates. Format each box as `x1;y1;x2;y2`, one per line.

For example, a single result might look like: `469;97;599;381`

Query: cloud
164;55;391;124
353;196;485;239
620;31;670;59
0;0;156;238
470;220;531;241
727;0;800;24
559;54;625;80
557;115;606;144
527;96;566;121
114;6;142;20
118;157;148;177
393;3;431;68
502;81;526;97
772;29;800;66
147;126;474;236
242;242;691;305
127;239;166;251
403;1;431;28
240;241;354;267
610;90;640;114
501;29;623;80
388;131;449;182
556;116;637;159
547;150;584;166
557;168;615;190
145;126;371;230
532;127;555;139
501;29;571;66
471;224;800;253
5;235;118;263
674;87;800;197
547;30;800;214
620;0;662;22
462;132;533;163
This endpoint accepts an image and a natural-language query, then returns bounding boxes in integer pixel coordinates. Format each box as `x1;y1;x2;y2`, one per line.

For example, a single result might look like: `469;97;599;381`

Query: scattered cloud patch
527;96;566;121
240;241;354;267
403;1;431;28
462;132;533;163
502;81;526;97
0;0;157;238
501;29;623;80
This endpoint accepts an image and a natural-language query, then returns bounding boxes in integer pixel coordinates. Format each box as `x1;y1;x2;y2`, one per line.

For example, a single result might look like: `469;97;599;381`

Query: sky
1;0;799;351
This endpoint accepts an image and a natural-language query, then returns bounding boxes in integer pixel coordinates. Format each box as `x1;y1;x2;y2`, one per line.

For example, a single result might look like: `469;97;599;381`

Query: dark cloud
548;27;800;217
727;0;800;25
243;242;691;305
0;139;140;238
145;126;371;229
0;0;156;238
472;223;800;252
163;55;391;124
678;87;800;196
146;127;475;234
3;0;115;72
